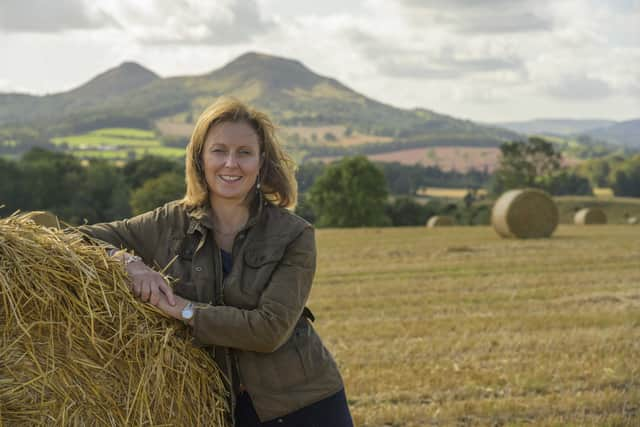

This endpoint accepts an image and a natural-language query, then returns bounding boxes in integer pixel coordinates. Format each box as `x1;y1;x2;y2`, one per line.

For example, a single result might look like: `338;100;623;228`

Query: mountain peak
211;51;323;91
65;61;159;99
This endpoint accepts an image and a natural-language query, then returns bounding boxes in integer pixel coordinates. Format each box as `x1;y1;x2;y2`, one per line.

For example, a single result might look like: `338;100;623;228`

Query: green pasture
51;128;159;149
49;128;186;160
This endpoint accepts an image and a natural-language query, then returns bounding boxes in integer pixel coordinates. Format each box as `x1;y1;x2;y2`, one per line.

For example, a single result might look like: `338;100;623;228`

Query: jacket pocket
238;331;307;391
240;244;286;295
292;320;334;381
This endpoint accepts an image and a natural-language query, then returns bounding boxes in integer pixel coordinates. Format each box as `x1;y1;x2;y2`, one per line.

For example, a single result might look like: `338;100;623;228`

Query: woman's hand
155;293;194;325
125;259;176;307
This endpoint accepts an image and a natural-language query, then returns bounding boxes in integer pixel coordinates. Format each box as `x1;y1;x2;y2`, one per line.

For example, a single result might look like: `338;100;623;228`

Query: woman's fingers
140;281;151;302
158;281;176;306
132;281;142;297
149;285;160;306
126;265;174;307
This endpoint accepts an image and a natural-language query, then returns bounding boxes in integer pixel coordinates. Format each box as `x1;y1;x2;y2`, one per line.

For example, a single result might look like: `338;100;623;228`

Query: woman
80;98;353;426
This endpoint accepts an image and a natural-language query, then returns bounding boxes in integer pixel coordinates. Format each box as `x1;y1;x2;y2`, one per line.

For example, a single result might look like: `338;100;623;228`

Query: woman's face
201;121;262;205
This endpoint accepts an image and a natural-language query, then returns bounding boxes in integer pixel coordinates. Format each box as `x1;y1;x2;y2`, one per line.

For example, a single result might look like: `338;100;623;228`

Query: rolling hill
495;118;616;136
586;119;640;148
1;52;516;157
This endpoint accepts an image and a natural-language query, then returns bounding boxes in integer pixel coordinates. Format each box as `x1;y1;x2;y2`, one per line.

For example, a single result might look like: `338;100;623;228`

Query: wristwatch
123;254;142;265
181;302;195;321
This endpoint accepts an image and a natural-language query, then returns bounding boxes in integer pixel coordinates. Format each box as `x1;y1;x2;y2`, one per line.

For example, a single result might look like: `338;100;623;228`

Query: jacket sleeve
77;206;168;264
192;226;316;353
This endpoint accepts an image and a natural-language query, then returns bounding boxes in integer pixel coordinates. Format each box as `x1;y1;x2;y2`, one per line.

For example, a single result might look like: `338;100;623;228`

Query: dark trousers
234;389;354;427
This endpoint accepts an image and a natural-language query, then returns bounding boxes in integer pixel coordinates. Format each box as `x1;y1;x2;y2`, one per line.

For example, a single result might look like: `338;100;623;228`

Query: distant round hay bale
427;215;455;227
491;188;558;238
0;213;227;425
628;216;638;225
574;208;607;225
23;210;60;228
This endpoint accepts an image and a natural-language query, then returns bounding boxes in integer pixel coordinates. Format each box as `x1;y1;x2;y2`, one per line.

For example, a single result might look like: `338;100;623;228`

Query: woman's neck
209;197;250;234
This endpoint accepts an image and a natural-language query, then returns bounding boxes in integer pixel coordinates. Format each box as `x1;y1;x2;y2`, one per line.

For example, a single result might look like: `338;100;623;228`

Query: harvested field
282;126;393;146
315;147;501;173
311;225;640;426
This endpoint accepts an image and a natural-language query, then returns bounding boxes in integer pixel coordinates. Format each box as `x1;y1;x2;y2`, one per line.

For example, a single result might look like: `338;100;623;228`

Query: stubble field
309;225;640;426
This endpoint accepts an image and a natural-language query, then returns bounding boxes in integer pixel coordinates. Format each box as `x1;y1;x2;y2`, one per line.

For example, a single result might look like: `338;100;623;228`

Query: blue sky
0;0;638;122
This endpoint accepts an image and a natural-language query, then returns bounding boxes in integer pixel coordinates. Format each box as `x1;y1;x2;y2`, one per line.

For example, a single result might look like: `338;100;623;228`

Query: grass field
310;225;639;426
49;128;187;160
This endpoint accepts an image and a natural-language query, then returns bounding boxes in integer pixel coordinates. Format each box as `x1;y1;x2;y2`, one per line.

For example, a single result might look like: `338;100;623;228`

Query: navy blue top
221;249;233;278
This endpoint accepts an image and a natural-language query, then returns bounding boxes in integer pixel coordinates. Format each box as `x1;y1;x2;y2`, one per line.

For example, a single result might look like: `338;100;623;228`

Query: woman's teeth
219;175;242;182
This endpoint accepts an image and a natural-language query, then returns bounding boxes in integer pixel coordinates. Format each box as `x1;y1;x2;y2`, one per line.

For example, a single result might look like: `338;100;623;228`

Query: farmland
310;225;639;426
50;128;185;160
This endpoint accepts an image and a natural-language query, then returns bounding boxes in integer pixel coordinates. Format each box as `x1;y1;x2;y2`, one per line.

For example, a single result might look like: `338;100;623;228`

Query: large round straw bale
427;215;455;227
23;210;60;228
491;188;558;238
574;207;607;225
628;216;638;225
0;213;227;426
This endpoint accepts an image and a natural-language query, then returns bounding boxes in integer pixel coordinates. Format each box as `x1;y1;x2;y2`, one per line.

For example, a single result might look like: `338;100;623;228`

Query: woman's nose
224;153;238;167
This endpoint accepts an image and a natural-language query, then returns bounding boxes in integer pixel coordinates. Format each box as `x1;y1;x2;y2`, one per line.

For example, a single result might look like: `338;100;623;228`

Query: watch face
182;304;194;320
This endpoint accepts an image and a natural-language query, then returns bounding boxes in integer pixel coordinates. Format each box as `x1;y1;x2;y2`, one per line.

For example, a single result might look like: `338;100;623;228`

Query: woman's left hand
156;293;194;325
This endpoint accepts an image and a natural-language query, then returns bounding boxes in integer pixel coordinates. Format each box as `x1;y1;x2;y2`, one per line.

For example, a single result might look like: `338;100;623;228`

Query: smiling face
201;121;262;205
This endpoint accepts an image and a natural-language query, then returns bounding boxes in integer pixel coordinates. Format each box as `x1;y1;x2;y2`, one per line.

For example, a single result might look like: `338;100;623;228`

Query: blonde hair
183;97;297;209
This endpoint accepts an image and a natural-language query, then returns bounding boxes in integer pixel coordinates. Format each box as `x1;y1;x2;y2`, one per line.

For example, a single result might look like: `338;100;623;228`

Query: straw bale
426;216;455;227
0;213;228;426
628;216;638;225
491;188;558;239
574;207;607;225
22;211;60;229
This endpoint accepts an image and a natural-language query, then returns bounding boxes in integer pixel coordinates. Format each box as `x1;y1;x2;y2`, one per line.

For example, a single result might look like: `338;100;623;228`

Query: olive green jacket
79;198;344;423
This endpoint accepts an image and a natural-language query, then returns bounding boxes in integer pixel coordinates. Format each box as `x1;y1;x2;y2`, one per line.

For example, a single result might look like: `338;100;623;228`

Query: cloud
545;75;613;100
347;30;525;80
102;0;273;45
398;0;554;34
0;0;114;33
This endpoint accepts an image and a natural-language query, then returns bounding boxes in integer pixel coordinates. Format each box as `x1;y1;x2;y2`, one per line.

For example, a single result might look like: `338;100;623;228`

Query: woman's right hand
125;260;176;307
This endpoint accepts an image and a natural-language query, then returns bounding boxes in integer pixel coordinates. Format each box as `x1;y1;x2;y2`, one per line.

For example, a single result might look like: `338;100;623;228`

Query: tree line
2;139;639;227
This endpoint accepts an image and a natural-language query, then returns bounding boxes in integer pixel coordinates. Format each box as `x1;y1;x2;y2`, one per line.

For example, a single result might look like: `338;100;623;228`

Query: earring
256;175;261;191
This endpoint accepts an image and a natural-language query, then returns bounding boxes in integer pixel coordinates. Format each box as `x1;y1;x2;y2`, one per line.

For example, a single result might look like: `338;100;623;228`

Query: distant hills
2;52;637;163
586;119;640;148
496;119;615;136
496;118;640;149
0;52;515;152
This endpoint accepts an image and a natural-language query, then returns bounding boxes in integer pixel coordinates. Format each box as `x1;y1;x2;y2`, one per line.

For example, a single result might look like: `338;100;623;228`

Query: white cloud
545;75;613;99
100;0;273;45
0;0;114;33
0;0;637;121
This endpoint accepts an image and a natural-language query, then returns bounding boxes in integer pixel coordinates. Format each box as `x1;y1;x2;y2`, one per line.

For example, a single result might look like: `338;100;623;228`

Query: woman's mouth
218;175;242;183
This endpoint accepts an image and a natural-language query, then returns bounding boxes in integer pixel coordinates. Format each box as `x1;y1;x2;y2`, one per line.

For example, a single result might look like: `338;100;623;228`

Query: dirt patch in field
315;146;501;172
283;126;392;146
155;120;194;137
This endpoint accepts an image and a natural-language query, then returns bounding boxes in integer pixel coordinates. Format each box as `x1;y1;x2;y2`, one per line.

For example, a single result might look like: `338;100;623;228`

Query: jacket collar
186;191;267;235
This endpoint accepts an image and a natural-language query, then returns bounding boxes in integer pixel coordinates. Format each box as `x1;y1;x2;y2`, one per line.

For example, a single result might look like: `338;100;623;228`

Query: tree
491;137;562;194
71;160;132;224
123;155;183;189
130;171;186;214
385;196;432;226
19;149;86;218
0;158;25;215
308;156;390;227
537;170;593;196
610;156;640;197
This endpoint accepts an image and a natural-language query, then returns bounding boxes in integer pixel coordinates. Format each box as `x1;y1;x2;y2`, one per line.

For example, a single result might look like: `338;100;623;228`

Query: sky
0;0;638;123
